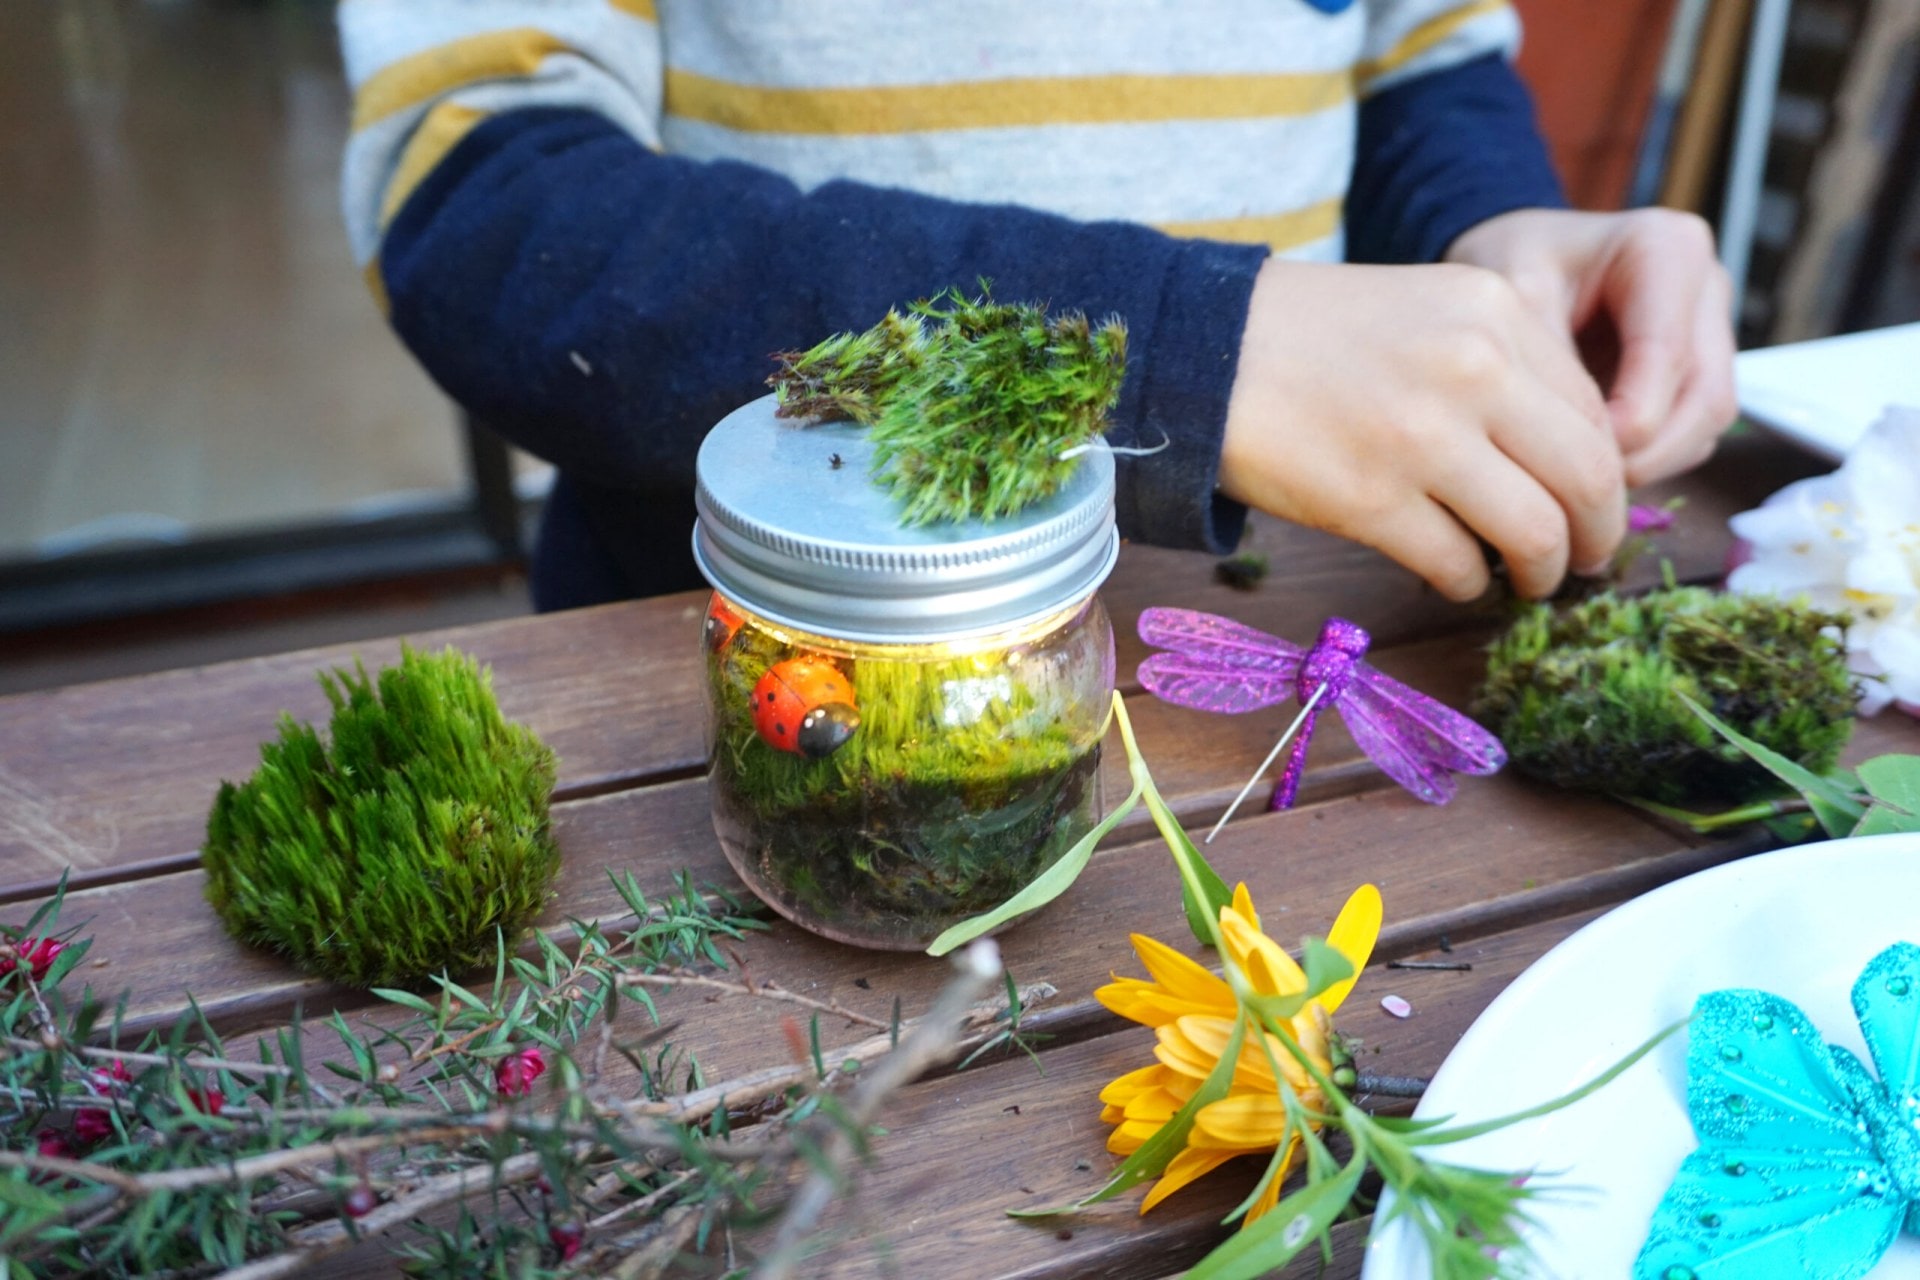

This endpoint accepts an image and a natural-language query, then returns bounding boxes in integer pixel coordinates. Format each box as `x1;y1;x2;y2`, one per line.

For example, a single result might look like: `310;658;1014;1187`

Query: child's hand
1443;208;1738;487
1220;259;1624;602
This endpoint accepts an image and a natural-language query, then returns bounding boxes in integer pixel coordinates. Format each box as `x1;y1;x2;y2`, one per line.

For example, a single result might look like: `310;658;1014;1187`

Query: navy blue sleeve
379;108;1265;559
1346;52;1566;265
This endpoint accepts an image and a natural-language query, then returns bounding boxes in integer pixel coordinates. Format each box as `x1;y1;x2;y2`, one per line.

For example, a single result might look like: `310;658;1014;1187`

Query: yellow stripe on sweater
379;102;489;229
363;259;391;317
1156;199;1344;253
1356;0;1508;89
663;68;1350;134
353;29;570;130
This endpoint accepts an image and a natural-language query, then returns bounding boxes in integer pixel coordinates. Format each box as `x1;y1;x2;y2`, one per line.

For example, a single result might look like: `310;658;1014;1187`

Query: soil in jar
707;609;1105;948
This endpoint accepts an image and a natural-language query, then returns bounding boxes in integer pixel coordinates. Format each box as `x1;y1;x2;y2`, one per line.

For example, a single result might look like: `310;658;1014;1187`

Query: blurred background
2;0;1916;693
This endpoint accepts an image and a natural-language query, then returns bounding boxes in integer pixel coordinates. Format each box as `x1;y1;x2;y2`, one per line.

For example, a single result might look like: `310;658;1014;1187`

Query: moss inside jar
692;397;1118;949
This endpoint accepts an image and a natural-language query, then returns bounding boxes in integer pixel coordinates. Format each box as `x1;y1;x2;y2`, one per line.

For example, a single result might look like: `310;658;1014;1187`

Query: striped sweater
338;1;1563;607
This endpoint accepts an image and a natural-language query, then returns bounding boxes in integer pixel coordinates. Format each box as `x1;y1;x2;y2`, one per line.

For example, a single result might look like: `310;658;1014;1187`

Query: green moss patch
202;646;559;988
1474;587;1856;805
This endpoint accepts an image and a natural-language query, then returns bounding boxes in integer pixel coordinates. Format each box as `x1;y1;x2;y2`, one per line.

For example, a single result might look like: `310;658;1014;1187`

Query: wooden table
4;434;1912;1278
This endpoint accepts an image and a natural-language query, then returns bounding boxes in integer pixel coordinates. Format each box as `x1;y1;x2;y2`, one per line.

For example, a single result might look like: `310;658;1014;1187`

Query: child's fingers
1433;442;1573;599
1624;370;1735;485
1602;217;1719;452
1366;501;1494;603
1485;361;1627;580
1506;288;1612;436
1623;275;1738;486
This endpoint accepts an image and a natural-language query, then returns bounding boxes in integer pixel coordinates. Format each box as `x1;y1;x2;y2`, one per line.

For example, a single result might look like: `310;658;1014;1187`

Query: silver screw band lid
692;395;1118;644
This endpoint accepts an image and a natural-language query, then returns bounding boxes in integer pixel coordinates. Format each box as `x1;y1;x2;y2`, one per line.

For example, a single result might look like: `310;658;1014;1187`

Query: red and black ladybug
751;657;860;758
704;598;746;654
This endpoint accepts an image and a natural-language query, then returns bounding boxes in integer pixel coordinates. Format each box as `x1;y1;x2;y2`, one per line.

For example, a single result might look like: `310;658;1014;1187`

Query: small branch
212;1150;549;1280
587;1167;701;1231
1355;1072;1430;1099
754;940;1004;1280
0;1126;489;1194
608;1202;706;1280
3;1036;300;1079
619;970;889;1031
620;979;1049;1127
408;959;609;1066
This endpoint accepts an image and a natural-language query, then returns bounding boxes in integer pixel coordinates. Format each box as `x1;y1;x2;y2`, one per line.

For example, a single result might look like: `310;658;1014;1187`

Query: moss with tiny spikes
201;645;559;988
768;285;1127;526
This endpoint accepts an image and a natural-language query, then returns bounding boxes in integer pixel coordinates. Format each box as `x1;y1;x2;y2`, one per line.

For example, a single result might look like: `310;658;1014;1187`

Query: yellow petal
1229;882;1260;930
1130;933;1234;1008
1100;1103;1125;1124
1317;883;1383;1013
1155;1029;1221;1081
1095;977;1229;1028
1193;1093;1289;1149
1098;1063;1166;1107
1122;1086;1183;1125
1140;1146;1235;1214
1156;1014;1245;1080
1220;911;1306;997
1107;1117;1162;1154
1243;1137;1300;1225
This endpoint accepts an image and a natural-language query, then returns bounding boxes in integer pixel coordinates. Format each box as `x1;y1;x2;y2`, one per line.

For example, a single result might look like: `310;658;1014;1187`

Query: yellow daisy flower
1094;882;1382;1223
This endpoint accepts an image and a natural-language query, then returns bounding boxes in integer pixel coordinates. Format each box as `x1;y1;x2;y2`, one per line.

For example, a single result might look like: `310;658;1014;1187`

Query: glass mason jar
691;396;1118;950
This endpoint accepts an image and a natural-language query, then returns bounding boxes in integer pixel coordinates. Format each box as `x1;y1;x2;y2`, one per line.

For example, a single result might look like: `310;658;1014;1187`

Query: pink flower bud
1627;503;1675;533
91;1059;134;1096
343;1184;378;1219
494;1047;546;1099
2;937;64;981
549;1220;584;1261
72;1108;112;1145
186;1087;226;1117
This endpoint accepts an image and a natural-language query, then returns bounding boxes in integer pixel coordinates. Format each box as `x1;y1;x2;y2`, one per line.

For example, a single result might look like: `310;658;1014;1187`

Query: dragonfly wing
1333;685;1460;804
1136;608;1306;674
1342;663;1506;776
1136;653;1294;715
1634;987;1900;1280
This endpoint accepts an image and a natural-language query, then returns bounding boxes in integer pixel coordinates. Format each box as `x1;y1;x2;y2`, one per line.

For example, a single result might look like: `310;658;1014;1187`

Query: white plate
1736;324;1920;461
1361;833;1920;1280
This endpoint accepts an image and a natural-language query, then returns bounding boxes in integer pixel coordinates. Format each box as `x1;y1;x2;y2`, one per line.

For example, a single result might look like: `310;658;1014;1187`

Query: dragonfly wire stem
1204;682;1328;844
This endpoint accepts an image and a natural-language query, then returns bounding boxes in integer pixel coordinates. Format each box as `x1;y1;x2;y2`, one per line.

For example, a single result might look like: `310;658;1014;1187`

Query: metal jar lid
692;395;1118;644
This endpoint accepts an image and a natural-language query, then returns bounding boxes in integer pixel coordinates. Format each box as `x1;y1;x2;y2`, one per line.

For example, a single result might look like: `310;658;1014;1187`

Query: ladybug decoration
752;658;860;758
705;598;746;654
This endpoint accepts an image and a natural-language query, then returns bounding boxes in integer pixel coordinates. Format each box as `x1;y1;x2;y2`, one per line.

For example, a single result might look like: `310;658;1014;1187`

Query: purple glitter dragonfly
1136;609;1506;837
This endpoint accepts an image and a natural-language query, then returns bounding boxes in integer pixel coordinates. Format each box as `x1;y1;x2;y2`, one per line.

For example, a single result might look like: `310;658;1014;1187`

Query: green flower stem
1626;794;1813;832
1110;693;1234;954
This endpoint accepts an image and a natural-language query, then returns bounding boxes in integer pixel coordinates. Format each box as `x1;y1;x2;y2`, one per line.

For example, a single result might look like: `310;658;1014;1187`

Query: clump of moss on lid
768;285;1127;526
1473;586;1856;805
201;645;559;988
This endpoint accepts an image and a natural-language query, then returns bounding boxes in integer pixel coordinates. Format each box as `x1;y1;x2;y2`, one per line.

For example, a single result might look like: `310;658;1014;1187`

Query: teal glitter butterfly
1634;942;1920;1280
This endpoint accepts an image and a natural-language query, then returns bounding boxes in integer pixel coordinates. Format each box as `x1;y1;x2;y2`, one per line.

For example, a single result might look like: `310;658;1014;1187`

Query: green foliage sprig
0;872;778;1277
768;287;1128;525
2;870;1029;1277
1473;586;1857;805
202;645;560;988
